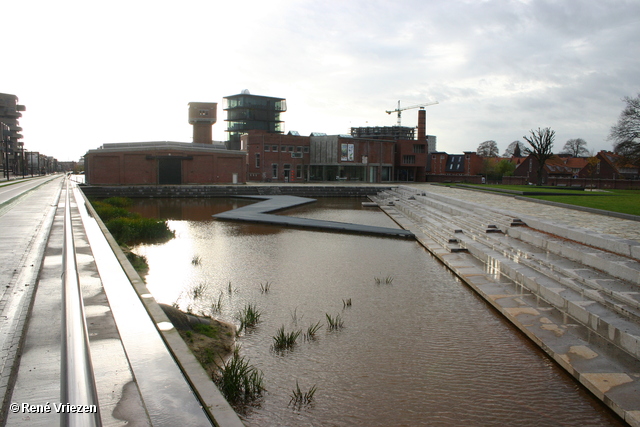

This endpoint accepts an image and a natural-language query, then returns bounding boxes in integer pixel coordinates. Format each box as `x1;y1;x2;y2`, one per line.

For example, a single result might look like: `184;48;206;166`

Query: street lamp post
1;123;9;180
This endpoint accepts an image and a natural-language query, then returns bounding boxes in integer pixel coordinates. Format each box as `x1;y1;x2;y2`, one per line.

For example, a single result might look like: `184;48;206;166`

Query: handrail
60;179;102;426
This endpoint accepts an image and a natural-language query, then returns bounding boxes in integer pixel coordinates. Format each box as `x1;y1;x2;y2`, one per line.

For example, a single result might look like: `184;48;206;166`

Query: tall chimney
417;108;426;141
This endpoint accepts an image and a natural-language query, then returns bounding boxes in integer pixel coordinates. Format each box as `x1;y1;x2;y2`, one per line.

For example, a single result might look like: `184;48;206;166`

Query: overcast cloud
3;0;639;161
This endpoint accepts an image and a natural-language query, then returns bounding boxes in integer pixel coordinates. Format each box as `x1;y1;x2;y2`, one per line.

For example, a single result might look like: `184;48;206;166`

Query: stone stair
375;187;640;361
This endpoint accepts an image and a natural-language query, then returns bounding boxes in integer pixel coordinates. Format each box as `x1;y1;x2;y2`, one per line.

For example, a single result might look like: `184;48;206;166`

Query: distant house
513;154;588;184
426;151;484;182
578;151;639;180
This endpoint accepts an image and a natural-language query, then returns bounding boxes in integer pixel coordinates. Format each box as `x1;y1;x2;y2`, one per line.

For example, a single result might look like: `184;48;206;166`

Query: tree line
475;93;640;185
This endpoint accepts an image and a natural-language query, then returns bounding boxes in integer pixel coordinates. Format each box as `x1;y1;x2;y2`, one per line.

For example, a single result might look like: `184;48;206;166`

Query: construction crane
386;101;439;126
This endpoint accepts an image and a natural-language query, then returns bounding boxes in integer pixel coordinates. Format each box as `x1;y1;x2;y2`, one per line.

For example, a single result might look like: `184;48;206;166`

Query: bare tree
561;138;589;157
523;127;555;186
609;93;640;166
476;140;499;157
502;140;527;157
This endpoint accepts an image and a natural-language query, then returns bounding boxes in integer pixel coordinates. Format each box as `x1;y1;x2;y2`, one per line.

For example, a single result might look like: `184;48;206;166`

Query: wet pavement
1;177;239;426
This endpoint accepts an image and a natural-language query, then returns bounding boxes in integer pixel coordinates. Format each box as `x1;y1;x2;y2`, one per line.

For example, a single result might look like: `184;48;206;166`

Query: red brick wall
244;131;310;182
90;155;120;184
124;154;155;184
86;149;246;185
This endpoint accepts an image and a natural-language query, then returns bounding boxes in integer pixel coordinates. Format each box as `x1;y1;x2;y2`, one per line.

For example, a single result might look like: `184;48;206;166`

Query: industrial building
84;91;448;185
242;130;395;183
84;102;246;185
224;90;286;150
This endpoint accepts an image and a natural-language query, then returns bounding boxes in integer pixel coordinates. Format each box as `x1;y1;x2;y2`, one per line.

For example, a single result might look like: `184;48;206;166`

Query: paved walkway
1;178;242;426
0;176;63;421
406;183;640;243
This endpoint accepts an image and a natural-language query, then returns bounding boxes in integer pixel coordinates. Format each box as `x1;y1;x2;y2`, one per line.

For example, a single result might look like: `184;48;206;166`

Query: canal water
130;197;624;426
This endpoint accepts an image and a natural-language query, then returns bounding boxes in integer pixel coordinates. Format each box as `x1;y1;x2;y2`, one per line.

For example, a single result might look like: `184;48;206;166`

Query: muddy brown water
130;197;625;427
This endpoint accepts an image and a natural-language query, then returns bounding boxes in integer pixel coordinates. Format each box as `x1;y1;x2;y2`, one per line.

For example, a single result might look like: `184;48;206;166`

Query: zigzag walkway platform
213;195;415;239
1;177;242;426
371;184;640;426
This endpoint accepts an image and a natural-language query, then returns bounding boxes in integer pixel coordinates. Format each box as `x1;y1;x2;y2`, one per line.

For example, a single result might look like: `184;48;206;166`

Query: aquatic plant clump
289;381;317;408
325;313;344;330
374;275;394;285
190;281;209;301
272;326;301;351
260;281;272;293
213;349;265;408
304;321;323;341
210;292;224;315
105;216;174;245
91;197;174;245
237;303;262;333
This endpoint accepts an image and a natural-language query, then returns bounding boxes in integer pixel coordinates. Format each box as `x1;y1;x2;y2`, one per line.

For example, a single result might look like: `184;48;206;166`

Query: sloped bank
371;186;640;427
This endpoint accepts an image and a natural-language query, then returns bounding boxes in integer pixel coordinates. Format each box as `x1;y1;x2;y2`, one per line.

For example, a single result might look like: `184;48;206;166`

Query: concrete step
381;188;640;361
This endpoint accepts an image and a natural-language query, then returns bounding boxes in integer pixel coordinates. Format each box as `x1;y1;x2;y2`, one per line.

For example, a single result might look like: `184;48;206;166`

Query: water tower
188;102;217;144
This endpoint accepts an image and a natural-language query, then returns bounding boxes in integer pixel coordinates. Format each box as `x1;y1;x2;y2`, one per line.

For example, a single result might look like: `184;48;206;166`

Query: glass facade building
223;91;286;150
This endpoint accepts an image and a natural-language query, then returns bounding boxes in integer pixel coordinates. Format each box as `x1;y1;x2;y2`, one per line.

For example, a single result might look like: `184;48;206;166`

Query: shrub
105;216;174;245
91;197;174;246
101;197;133;208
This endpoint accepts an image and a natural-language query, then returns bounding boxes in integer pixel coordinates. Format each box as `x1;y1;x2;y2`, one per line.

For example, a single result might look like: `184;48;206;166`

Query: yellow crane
386;100;439;126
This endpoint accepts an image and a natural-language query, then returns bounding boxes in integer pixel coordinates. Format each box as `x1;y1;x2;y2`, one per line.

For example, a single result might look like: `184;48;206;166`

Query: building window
272;163;278;179
255;153;260;168
288;146;294;152
272;145;278;152
303;146;309;153
296;164;303;178
413;144;426;153
265;145;270;152
402;155;416;164
296;146;302;152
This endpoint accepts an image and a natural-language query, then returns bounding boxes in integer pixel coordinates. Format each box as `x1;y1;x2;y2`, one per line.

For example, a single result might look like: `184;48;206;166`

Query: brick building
578;151;639;180
242;130;310;182
426;151;484;182
309;134;394;182
242;130;395;183
84;142;246;185
514;154;593;184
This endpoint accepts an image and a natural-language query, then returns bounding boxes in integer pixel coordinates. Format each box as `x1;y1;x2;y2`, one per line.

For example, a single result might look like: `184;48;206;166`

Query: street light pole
1;123;9;180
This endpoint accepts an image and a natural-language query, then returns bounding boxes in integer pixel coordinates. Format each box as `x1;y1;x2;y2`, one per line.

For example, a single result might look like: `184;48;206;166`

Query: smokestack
417;108;426;141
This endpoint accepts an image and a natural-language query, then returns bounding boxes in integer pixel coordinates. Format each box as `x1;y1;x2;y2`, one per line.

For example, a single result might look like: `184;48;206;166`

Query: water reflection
131;197;624;427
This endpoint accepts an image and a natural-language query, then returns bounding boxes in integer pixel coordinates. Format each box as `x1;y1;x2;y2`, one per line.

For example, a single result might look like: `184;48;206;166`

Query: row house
578;151;639;180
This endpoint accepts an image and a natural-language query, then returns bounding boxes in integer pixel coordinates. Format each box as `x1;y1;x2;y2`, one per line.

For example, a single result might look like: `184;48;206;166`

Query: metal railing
60;179;102;426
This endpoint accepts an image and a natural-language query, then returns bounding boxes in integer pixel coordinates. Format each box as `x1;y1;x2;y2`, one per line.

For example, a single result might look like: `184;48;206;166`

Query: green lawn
526;190;640;216
458;184;640;216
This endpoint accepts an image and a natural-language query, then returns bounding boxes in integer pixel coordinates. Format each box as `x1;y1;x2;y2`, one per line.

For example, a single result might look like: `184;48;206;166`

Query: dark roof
445;155;465;172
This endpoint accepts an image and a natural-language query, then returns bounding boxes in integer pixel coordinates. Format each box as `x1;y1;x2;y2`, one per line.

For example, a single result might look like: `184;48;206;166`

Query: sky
3;0;639;161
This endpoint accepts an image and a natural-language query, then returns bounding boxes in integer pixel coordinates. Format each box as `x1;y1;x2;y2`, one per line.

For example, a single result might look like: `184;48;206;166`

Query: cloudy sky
3;0;639;161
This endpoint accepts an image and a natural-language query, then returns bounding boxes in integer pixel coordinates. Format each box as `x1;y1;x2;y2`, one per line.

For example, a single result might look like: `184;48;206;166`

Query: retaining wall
80;185;395;199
